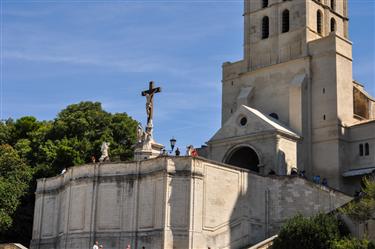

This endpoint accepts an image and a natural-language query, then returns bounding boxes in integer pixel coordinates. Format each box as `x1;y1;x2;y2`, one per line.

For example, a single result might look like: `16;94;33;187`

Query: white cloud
3;50;185;74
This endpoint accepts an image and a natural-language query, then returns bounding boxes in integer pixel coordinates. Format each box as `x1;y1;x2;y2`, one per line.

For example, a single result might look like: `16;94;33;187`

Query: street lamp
170;137;176;152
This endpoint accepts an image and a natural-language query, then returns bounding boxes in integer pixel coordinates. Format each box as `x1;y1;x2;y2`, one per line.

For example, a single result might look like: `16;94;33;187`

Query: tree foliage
272;213;342;249
331;238;375;249
0;121;12;144
272;213;374;249
0;145;32;230
0;101;138;245
341;177;375;223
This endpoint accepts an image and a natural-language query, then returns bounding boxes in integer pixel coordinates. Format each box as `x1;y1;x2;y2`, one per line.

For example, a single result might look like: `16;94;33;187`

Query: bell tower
242;0;349;72
305;0;349;41
243;0;307;69
214;0;359;190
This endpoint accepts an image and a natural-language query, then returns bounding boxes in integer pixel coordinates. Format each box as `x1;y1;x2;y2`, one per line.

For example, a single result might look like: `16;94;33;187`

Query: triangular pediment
209;105;299;142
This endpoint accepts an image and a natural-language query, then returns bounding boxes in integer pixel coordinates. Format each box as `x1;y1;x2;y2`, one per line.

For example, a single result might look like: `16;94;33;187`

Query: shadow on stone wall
227;172;352;249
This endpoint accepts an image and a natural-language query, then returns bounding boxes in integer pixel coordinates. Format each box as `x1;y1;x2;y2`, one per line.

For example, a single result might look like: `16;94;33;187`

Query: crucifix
141;81;161;128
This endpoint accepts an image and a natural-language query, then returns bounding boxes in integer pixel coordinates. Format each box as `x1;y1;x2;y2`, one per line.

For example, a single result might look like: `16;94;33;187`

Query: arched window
262;16;269;39
317;10;322;34
262;0;268;8
331;0;335;10
330;18;336;32
365;143;370;156
282;9;290;33
359;144;364;156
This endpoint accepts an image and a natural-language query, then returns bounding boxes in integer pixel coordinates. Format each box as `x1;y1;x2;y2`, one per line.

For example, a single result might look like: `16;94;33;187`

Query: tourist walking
93;241;99;249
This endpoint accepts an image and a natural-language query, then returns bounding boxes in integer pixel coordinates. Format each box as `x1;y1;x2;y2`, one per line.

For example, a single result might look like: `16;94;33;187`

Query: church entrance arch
224;145;260;172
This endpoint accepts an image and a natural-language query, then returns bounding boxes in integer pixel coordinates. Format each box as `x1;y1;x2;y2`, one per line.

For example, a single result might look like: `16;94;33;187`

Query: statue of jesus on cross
141;81;161;129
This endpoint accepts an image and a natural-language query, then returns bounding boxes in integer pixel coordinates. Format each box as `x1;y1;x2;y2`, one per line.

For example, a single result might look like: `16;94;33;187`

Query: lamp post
169;137;176;153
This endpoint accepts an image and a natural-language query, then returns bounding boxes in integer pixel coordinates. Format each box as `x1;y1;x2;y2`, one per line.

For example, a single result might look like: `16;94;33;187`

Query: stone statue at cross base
99;142;110;162
134;123;157;156
137;123;145;143
136;122;153;145
134;121;163;161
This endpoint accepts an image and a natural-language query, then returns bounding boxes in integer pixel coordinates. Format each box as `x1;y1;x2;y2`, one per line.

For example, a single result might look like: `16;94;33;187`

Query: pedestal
134;138;164;161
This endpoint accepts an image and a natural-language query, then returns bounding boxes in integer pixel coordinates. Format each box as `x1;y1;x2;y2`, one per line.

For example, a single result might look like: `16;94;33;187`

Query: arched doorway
225;146;260;172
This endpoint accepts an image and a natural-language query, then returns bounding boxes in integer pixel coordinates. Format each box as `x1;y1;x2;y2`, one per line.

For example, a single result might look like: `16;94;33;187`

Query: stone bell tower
242;0;307;72
208;0;368;192
222;0;351;127
242;0;349;72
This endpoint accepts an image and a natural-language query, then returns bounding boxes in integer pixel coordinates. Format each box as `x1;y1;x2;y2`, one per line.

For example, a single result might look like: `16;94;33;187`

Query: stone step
0;243;28;249
247;235;278;249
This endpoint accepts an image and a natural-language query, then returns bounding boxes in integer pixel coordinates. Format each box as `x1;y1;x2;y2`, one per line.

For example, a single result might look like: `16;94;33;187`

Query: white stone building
30;0;374;248
206;0;375;194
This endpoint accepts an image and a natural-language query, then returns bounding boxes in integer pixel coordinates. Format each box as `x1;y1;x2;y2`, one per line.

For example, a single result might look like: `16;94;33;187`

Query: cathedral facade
206;0;375;194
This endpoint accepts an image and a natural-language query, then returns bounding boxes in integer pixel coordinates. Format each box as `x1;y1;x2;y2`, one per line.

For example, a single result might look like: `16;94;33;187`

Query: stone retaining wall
30;156;351;249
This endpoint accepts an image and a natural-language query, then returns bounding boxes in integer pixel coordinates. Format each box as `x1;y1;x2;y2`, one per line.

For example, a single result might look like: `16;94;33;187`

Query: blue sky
1;0;374;150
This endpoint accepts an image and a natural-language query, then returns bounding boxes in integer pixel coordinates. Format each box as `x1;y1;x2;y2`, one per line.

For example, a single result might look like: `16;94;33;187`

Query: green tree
341;177;375;224
272;212;374;249
0;119;14;145
14;139;32;161
50;101;111;141
0;101;138;245
108;113;138;160
0;145;33;230
48;101;138;165
331;238;375;249
14;116;40;140
272;213;342;249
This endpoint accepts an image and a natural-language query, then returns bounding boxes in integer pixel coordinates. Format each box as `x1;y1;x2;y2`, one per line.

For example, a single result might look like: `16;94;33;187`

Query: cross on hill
141;81;161;127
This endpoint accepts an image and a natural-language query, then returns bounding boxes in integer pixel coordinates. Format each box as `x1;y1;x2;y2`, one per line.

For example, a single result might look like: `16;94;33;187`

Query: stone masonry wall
31;157;351;249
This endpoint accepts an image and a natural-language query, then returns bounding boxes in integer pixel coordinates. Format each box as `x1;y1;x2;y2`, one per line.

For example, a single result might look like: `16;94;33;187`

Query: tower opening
317;10;323;34
262;0;268;8
225;146;260;172
331;0;335;10
330;18;336;32
262;16;270;39
282;9;290;33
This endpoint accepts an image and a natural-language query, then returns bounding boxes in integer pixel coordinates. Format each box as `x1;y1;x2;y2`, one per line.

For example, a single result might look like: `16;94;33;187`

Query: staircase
0;244;28;249
247;235;278;249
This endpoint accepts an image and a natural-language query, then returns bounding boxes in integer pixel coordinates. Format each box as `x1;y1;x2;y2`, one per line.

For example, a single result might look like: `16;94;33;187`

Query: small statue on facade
137;123;145;143
136;122;153;146
99;142;110;162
